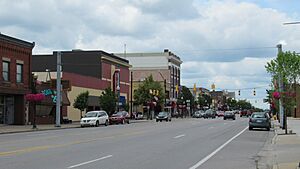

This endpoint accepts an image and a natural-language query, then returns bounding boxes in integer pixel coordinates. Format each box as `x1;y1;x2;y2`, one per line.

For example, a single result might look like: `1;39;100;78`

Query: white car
80;111;109;127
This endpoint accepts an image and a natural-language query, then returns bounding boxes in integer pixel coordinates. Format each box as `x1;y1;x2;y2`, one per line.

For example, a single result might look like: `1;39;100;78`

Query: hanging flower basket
272;92;280;100
25;93;45;102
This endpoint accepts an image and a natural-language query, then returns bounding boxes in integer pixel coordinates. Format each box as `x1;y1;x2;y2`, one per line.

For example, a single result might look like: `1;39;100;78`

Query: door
5;96;14;124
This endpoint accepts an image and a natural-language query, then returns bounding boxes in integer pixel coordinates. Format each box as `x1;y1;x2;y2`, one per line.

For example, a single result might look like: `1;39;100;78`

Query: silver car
249;112;271;131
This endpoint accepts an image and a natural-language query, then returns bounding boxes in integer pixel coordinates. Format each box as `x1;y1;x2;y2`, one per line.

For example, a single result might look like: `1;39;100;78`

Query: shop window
16;64;23;83
2;61;10;81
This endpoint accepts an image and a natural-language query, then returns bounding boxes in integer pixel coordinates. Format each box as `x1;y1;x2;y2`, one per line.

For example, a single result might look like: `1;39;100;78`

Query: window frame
16;63;23;83
2;61;10;82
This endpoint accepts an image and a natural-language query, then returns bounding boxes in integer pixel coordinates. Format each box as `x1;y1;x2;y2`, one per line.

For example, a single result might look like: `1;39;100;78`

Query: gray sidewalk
272;118;300;169
0;119;149;135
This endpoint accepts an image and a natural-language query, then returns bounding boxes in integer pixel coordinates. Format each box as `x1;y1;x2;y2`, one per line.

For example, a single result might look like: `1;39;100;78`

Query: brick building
33;50;130;122
0;33;34;125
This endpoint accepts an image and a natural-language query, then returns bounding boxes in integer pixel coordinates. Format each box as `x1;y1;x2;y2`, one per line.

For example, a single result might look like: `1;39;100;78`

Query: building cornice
0;33;35;49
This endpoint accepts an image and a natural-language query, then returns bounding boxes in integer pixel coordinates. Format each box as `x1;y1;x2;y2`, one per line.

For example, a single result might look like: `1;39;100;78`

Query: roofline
0;33;35;48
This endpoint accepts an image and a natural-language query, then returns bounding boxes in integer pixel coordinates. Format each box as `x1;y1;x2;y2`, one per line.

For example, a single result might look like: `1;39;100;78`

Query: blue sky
0;0;299;109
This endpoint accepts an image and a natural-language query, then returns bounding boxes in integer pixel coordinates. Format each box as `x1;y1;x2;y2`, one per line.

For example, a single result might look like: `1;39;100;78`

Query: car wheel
156;119;158;122
169;119;171;122
266;127;270;131
95;121;99;127
121;119;125;124
104;120;108;126
81;125;84;128
249;126;253;130
224;118;226;120
127;120;130;124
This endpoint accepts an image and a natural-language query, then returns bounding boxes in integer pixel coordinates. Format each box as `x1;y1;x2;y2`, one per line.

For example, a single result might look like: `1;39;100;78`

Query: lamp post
32;73;38;129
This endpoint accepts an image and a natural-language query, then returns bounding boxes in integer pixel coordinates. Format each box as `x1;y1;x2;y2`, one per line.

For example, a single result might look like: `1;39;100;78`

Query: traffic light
238;90;240;96
253;88;256;96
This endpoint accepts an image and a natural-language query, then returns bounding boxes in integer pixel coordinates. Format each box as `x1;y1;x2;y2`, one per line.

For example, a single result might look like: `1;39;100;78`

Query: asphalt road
0;117;274;169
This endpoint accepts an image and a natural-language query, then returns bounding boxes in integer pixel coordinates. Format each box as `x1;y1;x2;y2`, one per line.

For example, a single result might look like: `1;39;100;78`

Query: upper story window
2;61;10;81
16;64;23;83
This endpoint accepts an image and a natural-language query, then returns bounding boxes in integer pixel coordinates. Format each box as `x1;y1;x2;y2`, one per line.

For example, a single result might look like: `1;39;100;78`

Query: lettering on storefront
41;89;57;103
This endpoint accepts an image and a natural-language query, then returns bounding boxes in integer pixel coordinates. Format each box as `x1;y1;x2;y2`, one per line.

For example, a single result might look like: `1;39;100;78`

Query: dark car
156;112;171;122
203;109;216;119
223;111;235;120
109;111;130;124
249;112;271;131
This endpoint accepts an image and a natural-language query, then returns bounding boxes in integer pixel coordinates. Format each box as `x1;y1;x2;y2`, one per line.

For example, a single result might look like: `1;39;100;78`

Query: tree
265;51;300;116
177;86;194;106
226;98;237;110
99;87;117;116
236;99;252;110
73;91;89;118
197;93;212;109
134;75;164;106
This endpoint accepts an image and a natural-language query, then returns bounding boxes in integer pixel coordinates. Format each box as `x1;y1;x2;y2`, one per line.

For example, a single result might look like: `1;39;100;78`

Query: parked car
223;111;235;120
156;112;171;122
80;111;109;127
203;109;216;119
249;112;271;131
216;111;225;117
135;112;144;120
193;111;202;118
109;111;130;124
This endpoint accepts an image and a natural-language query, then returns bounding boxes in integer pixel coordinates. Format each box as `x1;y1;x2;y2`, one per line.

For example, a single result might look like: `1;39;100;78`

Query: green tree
236;99;252;110
177;86;194;106
99;87;117;116
226;98;238;110
134;75;164;106
73;91;89;118
265;51;300;116
197;93;212;109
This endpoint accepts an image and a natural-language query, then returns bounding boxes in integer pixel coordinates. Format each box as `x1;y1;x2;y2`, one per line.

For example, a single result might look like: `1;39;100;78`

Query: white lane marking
189;126;248;169
174;134;185;139
26;133;48;137
208;126;215;129
223;123;227;125
67;155;113;168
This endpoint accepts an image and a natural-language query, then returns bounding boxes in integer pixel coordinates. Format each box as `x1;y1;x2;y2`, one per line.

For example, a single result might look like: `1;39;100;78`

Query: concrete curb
0;119;151;135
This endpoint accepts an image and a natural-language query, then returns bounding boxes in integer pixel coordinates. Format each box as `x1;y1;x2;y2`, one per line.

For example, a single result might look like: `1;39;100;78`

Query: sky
1;0;300;109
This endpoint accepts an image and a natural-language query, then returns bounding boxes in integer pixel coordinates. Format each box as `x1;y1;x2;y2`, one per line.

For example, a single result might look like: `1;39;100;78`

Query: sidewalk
272;118;300;169
0;122;81;134
0;119;149;135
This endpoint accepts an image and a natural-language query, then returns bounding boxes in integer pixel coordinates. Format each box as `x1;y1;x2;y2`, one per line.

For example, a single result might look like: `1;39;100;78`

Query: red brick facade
0;34;34;125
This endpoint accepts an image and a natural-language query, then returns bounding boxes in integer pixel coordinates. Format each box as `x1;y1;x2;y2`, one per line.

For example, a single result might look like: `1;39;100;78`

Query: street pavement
271;118;300;169
0;117;273;169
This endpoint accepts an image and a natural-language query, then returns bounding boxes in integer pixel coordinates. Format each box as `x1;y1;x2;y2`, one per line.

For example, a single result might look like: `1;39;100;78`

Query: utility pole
55;51;61;127
277;44;287;133
130;71;133;118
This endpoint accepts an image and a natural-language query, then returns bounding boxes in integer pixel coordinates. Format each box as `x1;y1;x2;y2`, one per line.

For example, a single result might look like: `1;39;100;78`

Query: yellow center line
0;130;146;157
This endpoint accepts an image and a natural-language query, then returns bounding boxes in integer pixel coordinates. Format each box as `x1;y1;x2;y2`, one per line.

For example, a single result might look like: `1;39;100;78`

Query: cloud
0;0;299;109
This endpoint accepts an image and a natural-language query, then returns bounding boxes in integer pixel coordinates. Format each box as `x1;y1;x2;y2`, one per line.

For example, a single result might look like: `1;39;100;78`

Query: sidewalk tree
73;91;89;118
134;75;164;106
265;51;300;116
226;98;238;110
99;87;117;116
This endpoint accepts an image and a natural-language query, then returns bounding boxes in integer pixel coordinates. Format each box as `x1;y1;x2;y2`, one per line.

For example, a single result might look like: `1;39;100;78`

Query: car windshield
84;112;98;117
251;113;266;118
158;112;167;116
114;112;124;116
